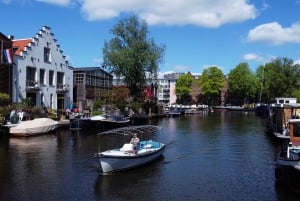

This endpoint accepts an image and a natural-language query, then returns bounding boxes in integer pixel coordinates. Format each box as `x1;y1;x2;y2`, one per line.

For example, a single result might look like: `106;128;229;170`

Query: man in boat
130;133;140;151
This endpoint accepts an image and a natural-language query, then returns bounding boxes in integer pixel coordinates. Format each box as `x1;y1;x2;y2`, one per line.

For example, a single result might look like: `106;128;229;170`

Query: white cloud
79;0;257;27
294;59;300;65
242;53;277;64
3;0;257;27
173;65;189;72
35;0;71;6
243;53;264;62
247;21;300;45
93;58;103;65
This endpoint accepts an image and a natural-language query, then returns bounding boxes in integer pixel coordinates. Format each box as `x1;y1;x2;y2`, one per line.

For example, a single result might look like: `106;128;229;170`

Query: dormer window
44;47;51;63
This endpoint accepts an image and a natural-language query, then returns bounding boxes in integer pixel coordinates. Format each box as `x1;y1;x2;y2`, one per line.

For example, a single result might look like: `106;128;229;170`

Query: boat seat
143;144;153;149
120;143;134;152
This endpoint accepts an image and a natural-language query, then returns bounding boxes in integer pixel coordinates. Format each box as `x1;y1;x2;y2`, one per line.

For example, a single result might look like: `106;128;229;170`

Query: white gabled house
12;26;73;112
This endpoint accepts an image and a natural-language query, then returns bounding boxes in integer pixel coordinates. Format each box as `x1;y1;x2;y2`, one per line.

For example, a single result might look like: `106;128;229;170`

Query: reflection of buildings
73;67;113;109
1;26;73;112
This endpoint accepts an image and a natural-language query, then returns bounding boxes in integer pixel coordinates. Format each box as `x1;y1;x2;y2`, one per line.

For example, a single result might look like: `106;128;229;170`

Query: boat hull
99;119;130;131
275;148;300;193
69;118;99;130
275;164;300;193
96;144;165;173
9;118;58;137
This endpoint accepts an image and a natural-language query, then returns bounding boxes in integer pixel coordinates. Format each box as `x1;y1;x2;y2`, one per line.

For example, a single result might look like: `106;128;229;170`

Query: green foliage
21;97;32;108
48;109;57;119
199;66;225;105
103;15;165;102
0;92;10;105
228;62;258;105
175;73;194;104
93;99;103;111
291;90;300;103
91;110;103;116
257;57;300;103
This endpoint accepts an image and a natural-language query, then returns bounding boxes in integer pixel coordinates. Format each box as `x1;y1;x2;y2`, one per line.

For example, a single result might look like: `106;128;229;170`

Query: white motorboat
94;125;166;174
9;118;58;137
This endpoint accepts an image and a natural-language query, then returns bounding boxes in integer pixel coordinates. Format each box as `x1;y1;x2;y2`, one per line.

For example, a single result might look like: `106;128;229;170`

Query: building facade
161;72;184;105
0;32;13;100
73;67;113;110
11;26;73;112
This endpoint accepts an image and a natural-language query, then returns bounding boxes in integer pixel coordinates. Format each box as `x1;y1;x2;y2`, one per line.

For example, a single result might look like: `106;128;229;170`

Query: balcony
26;80;40;92
56;83;69;93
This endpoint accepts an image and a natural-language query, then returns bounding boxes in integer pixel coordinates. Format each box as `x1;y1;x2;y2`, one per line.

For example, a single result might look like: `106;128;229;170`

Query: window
49;70;54;86
57;72;64;89
44;47;51;63
74;73;84;84
57;72;64;85
26;67;36;87
295;123;300;136
40;69;45;85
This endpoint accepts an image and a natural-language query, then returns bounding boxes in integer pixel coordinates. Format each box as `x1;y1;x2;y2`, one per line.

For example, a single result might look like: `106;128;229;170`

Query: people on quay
9;110;18;124
130;133;140;151
17;110;24;121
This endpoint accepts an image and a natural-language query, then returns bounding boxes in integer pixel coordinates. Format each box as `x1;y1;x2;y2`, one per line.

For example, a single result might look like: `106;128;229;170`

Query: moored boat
167;109;182;117
69;115;106;130
275;118;300;193
94;125;166;174
9;118;58;137
99;115;130;131
266;98;300;140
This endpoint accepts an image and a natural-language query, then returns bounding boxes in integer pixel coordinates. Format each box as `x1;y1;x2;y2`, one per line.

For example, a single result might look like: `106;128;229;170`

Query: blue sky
1;0;300;75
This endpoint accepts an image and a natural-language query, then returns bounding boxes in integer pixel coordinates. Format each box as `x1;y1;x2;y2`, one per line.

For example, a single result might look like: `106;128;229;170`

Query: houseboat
275;118;300;193
266;98;300;140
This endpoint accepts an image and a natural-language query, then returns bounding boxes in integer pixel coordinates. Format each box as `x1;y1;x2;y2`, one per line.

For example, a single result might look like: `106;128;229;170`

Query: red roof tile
12;38;32;56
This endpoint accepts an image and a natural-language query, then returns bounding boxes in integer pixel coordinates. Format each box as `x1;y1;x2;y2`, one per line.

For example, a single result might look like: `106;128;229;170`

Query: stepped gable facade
12;26;73;112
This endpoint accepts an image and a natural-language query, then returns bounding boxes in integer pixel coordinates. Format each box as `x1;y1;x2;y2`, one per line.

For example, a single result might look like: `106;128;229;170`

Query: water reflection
94;157;165;201
0;111;300;201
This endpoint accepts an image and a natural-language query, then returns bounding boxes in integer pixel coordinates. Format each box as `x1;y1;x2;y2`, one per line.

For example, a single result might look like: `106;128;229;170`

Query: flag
3;48;13;64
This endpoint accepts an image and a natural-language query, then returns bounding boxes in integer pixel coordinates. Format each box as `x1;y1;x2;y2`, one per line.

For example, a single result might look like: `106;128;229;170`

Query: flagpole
259;62;265;104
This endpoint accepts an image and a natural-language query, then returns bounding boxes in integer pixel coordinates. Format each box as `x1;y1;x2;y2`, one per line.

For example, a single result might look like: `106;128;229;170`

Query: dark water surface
1;110;300;201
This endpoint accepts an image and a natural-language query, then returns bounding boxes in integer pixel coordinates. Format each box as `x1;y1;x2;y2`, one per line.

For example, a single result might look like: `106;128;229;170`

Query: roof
0;32;12;49
98;125;162;136
73;67;112;77
12;38;32;56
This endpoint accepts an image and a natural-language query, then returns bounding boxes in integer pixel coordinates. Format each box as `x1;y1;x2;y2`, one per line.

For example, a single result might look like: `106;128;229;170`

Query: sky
1;0;300;75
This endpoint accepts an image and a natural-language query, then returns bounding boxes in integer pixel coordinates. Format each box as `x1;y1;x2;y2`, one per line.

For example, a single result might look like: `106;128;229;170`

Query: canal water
0;110;299;201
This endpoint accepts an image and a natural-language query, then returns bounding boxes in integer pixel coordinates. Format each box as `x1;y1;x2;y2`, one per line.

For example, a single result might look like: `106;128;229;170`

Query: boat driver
130;133;140;151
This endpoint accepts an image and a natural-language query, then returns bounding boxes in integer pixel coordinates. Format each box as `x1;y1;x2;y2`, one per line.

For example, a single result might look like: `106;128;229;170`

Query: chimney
8;35;14;40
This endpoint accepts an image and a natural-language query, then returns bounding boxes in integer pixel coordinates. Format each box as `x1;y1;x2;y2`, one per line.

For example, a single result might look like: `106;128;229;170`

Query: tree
175;73;194;104
227;62;258;105
257;57;300;103
198;66;225;105
103;15;165;102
